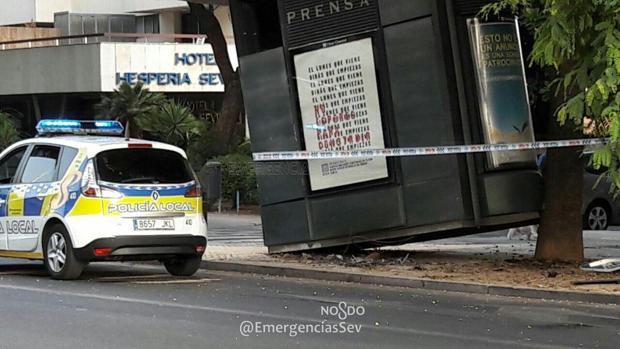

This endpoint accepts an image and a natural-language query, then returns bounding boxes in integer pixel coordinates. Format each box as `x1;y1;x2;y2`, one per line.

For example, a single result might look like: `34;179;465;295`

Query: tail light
81;160;100;197
185;168;202;198
94;248;113;256
82;187;99;197
185;185;201;198
81;160;123;199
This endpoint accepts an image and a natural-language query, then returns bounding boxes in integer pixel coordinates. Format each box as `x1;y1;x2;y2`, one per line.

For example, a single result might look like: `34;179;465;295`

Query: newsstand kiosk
229;0;543;252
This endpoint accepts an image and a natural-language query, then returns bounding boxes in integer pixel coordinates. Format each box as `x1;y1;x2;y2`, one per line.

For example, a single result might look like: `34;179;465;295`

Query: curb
203;260;620;306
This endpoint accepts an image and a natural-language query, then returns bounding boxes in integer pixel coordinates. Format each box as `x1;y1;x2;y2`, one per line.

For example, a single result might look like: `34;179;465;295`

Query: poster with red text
294;38;388;191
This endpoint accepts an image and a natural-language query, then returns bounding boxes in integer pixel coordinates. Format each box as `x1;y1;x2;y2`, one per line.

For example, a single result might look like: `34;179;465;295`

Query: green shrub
0;112;21;151
137;101;201;149
211;153;258;205
187;126;229;171
235;141;252;157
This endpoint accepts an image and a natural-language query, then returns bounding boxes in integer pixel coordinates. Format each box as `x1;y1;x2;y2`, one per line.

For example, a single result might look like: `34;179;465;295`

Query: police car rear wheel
164;256;201;277
43;225;85;280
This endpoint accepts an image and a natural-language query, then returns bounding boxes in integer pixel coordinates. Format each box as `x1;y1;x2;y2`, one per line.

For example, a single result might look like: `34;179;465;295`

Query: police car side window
58;147;78;179
0;146;27;184
20;145;61;184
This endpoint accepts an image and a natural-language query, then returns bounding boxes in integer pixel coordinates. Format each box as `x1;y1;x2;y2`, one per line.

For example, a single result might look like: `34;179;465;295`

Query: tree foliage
211;153;258;205
0;111;20;151
96;82;166;138
483;0;620;192
137;101;202;149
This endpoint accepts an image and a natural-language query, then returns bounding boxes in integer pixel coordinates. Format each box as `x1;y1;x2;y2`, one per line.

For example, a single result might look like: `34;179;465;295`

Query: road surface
208;213;263;246
0;259;618;348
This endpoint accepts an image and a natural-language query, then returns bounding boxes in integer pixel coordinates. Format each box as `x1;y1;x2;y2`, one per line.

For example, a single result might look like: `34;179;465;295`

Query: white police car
0;120;207;279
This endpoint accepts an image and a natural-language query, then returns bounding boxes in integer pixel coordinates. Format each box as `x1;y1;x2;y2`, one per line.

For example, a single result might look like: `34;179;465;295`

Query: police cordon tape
252;138;609;162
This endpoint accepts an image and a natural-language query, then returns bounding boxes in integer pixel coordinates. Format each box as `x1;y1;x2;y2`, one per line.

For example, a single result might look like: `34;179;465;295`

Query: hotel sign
101;43;226;93
116;52;222;87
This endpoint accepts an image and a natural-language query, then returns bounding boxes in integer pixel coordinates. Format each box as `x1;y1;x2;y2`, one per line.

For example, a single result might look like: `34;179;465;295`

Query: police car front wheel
43;224;86;280
163;256;202;277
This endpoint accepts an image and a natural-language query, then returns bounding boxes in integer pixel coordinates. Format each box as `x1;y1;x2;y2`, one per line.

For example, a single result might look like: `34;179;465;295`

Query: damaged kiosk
229;0;543;252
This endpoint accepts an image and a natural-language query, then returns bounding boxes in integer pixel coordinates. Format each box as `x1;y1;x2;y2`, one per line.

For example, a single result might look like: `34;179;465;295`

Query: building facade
0;0;237;134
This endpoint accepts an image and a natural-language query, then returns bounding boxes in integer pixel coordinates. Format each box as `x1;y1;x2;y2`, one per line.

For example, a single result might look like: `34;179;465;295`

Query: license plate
133;219;175;231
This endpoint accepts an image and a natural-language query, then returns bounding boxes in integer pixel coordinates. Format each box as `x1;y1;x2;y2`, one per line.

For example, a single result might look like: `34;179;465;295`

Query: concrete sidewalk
206;211;620;261
204;214;620;302
397;230;620;260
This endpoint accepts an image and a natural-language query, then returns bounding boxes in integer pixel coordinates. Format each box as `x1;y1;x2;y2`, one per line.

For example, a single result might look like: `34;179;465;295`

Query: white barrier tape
252;138;609;162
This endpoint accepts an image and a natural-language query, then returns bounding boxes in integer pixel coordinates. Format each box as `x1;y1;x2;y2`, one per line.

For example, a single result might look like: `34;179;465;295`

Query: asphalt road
0;259;618;349
207;214;263;246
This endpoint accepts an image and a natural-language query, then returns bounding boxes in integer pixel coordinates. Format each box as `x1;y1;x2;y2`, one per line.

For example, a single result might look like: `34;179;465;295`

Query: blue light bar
36;119;124;136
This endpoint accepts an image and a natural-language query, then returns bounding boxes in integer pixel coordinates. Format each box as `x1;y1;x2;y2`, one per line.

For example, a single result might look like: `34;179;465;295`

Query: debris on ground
263;250;620;294
580;258;620;273
203;244;620;294
572;279;620;286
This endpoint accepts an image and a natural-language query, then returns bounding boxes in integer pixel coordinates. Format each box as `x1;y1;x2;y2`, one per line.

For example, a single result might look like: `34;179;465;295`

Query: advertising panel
468;19;536;168
294;38;388;190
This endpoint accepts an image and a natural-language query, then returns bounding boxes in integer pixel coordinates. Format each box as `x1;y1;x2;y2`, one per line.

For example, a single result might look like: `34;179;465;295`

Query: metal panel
121;16;137;33
309;186;405;240
403;178;465;226
83;15;97;35
110;17;123;33
261;200;311;245
229;0;283;57
383;17;469;226
378;0;432;26
69;14;84;44
479;171;543;217
96;16;109;33
452;0;492;16
239;48;308;205
280;0;380;48
54;13;70;36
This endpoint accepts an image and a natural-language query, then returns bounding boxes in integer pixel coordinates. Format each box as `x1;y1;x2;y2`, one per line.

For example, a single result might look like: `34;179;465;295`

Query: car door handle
0;198;5;206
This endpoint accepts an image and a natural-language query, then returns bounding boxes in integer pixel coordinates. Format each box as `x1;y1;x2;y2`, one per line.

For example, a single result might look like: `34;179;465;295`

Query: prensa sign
285;0;372;24
280;0;379;48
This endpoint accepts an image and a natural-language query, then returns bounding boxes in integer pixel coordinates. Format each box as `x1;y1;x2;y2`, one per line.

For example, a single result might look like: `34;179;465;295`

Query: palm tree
137;101;202;149
0;112;21;151
96;82;166;138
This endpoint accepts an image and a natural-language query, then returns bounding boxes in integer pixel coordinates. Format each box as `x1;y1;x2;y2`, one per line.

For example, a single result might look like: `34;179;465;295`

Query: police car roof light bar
36;119;124;136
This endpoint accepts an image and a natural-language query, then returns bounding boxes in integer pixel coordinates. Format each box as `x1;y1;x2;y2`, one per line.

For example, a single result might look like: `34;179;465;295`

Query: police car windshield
95;148;194;184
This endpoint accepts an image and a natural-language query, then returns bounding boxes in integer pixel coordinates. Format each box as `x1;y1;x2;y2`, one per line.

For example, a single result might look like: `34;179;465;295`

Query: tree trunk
215;71;244;147
187;2;244;150
535;112;585;263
